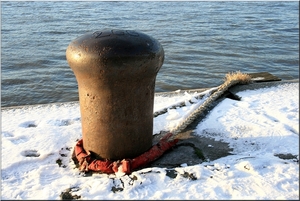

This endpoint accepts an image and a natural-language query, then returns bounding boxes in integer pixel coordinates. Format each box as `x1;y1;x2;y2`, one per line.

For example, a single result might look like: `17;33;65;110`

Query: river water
1;1;299;107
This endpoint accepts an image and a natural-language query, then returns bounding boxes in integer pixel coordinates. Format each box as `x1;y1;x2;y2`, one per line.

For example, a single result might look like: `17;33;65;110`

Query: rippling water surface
1;1;299;107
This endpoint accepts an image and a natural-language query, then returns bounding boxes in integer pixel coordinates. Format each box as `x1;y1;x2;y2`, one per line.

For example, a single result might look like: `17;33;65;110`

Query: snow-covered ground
1;81;299;200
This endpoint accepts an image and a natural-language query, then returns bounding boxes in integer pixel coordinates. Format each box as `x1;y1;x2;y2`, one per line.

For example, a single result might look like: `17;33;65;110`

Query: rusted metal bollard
66;29;164;161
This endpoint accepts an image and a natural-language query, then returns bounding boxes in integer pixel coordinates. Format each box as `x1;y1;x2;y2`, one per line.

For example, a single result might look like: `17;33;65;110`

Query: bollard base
72;133;178;174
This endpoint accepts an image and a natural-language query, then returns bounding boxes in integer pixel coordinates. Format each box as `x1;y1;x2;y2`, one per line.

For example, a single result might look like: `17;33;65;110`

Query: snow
1;82;299;200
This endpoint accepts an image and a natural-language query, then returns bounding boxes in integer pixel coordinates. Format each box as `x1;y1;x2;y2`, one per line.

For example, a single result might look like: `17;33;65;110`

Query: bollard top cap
66;29;164;73
68;29;163;58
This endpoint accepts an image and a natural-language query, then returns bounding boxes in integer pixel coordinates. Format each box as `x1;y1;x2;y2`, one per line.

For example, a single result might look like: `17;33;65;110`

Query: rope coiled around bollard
72;133;178;174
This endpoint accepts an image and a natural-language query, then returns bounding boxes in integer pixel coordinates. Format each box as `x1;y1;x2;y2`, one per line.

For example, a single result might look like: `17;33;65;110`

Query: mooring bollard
66;29;164;161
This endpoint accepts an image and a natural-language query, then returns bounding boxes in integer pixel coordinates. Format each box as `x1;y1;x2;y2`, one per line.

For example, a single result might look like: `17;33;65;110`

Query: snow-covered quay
1;80;299;200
